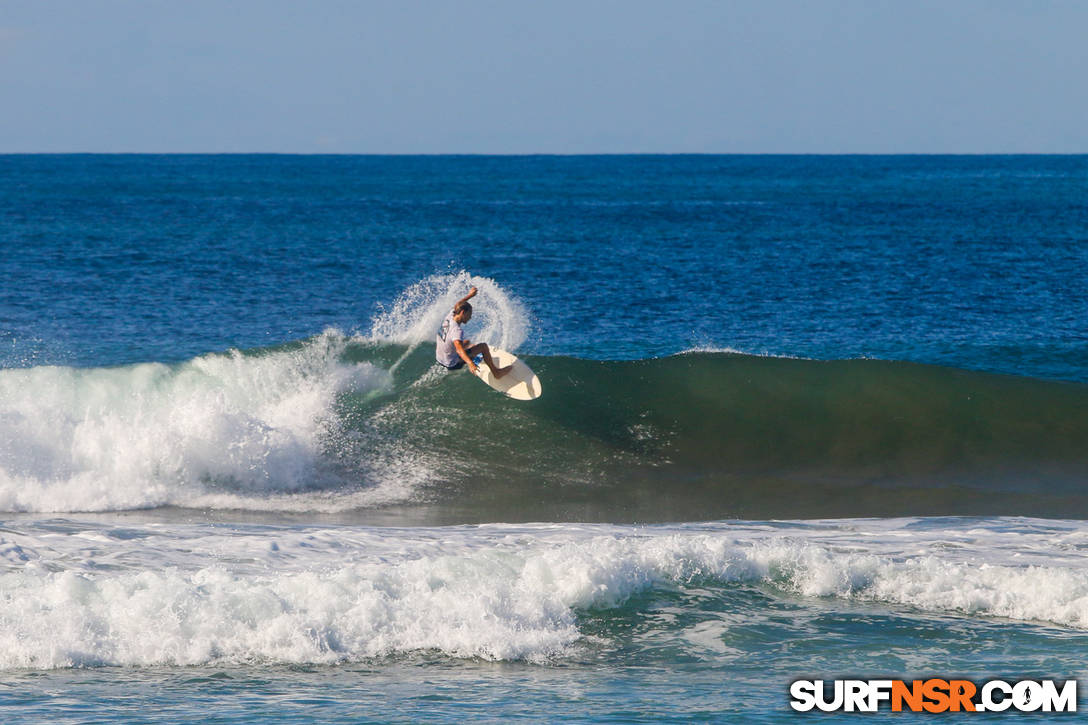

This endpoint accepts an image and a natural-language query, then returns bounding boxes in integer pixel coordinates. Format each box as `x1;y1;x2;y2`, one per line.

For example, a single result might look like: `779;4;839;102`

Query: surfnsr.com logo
790;679;1077;713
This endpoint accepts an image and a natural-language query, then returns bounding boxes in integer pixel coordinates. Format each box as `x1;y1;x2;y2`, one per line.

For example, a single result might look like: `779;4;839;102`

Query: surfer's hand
467;287;478;298
469;363;479;375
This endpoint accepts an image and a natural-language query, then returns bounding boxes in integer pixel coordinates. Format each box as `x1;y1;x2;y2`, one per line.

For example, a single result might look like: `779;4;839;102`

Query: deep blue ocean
1;155;1087;722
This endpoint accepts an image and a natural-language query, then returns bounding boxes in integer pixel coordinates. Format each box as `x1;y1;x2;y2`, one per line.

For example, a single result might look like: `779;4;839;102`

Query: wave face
2;332;1086;520
374;347;1088;522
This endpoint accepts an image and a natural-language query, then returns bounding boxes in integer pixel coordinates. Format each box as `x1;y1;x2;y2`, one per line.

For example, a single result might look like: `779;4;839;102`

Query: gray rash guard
436;311;465;368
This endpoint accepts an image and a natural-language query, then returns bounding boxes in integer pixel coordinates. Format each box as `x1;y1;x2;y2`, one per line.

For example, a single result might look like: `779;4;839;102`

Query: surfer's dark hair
454;301;472;314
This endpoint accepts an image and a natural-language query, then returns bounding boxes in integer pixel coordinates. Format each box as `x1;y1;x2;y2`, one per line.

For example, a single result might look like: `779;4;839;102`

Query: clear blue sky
2;0;1086;153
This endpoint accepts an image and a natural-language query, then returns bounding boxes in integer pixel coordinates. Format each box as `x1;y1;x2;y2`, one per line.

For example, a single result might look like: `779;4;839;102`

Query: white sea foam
0;273;533;515
1;518;1086;669
0;330;416;513
678;345;806;360
369;271;529;352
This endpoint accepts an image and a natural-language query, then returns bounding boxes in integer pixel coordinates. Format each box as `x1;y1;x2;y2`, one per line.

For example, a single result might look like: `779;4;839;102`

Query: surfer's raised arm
434;285;513;379
456;287;478;309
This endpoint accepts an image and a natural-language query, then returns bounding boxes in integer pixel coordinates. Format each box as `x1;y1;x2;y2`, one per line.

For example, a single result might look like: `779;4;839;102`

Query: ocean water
1;154;1087;722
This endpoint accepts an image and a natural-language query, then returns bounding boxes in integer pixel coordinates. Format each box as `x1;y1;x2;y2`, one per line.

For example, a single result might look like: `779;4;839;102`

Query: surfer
436;287;513;378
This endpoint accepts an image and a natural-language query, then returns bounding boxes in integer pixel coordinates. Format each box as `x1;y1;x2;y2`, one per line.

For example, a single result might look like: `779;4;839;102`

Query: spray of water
369;271;529;353
0;275;533;514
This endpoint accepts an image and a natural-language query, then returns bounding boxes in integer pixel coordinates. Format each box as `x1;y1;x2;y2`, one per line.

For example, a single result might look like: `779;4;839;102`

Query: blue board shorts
440;352;484;372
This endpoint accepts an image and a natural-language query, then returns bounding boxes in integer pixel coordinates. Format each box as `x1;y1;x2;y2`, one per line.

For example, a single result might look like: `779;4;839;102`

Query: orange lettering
922;679;951;713
892;680;924;712
949;680;977;712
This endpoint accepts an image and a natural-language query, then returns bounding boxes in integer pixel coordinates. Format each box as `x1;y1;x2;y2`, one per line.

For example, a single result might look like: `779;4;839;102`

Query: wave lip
0;270;539;516
368;271;529;351
0;330;399;513
3;325;1087;520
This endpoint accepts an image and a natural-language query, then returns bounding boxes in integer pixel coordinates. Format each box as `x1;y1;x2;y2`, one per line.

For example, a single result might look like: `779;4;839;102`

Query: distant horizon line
3;151;1086;157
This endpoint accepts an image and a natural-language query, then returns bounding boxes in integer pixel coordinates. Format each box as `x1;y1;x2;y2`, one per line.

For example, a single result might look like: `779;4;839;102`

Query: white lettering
981;680;1012;712
1013;680;1043;712
844;680;869;712
791;677;1076;713
789;680;817;712
868;680;893;711
1041;680;1078;713
816;680;844;712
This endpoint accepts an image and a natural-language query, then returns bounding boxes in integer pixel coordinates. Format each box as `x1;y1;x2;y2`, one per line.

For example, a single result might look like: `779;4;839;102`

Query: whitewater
4;273;1084;519
3;154;1087;723
3;518;1088;671
0;273;527;514
3;272;1086;697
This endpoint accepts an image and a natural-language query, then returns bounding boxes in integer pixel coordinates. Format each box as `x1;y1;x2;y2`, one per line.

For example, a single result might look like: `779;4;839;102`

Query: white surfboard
472;347;542;400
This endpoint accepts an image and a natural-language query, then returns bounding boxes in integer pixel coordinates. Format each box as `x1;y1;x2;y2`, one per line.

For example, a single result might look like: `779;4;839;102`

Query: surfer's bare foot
494;365;513;379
